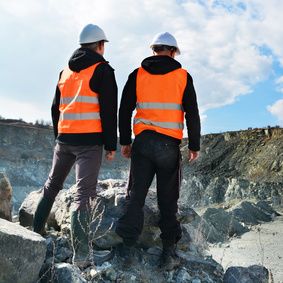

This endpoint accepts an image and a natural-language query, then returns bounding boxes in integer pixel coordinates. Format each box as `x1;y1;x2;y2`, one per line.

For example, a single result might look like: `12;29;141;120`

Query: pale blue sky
0;0;282;134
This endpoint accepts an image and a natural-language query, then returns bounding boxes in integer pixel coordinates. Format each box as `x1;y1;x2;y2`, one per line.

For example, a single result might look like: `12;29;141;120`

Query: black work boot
159;240;180;271
33;195;54;235
70;210;90;267
117;239;137;266
71;210;115;267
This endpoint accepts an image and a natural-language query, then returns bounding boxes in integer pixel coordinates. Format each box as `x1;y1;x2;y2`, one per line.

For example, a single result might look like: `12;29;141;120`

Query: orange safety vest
134;67;187;140
57;63;102;134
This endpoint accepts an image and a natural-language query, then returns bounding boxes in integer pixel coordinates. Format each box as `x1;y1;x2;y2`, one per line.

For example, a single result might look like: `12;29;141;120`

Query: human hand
188;150;199;162
121;145;132;158
105;151;116;161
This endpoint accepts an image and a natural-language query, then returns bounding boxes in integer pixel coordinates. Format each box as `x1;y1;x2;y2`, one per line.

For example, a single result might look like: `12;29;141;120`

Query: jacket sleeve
51;72;62;139
182;73;201;151
91;63;118;151
118;69;138;145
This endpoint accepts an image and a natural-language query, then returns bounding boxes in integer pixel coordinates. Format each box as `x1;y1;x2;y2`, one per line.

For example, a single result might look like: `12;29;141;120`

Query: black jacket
119;55;201;151
51;48;118;151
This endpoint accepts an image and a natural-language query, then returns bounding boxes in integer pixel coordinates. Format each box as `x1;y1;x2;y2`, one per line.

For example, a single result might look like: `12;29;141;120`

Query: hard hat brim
79;39;109;44
150;44;181;55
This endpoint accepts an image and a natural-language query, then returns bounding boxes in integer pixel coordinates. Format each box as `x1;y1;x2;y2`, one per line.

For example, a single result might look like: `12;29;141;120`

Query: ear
96;41;105;55
98;41;103;50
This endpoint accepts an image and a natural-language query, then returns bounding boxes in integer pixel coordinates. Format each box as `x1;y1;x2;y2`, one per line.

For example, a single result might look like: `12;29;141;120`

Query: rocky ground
209;211;283;283
8;179;279;282
0;177;279;282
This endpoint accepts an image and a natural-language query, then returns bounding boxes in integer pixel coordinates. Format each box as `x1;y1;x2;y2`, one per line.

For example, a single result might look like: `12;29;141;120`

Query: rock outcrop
19;181;196;251
20;180;280;247
180;127;283;208
0;172;12;221
0;218;46;283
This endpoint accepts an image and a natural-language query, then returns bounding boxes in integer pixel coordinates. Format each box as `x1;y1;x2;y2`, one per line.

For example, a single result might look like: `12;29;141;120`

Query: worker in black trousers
116;31;201;270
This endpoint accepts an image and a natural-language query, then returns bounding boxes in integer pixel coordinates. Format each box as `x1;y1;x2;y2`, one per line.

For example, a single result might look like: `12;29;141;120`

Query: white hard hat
79;24;109;44
150;32;180;55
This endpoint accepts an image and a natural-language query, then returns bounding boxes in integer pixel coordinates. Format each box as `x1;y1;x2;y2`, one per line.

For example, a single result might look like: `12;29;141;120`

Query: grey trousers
43;143;103;210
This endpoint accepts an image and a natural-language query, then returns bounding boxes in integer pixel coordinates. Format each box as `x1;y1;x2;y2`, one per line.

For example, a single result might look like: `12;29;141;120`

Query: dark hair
80;40;104;50
152;45;177;53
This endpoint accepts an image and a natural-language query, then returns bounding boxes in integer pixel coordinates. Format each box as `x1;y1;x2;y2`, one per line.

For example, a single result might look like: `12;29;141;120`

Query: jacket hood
141;55;181;75
68;47;107;72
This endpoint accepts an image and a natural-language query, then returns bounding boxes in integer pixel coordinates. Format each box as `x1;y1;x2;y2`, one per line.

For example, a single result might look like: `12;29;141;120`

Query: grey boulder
202;207;249;242
0;218;46;283
53;263;87;283
223;265;269;283
0;172;13;221
230;201;273;225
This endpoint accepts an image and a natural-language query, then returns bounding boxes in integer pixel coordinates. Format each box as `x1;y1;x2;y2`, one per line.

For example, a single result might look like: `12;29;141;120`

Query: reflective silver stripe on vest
60;112;100;120
134;118;183;130
136;102;183;110
60;96;99;105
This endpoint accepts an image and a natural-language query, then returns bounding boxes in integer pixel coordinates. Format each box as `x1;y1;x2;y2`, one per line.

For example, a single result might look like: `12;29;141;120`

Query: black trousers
116;131;182;245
